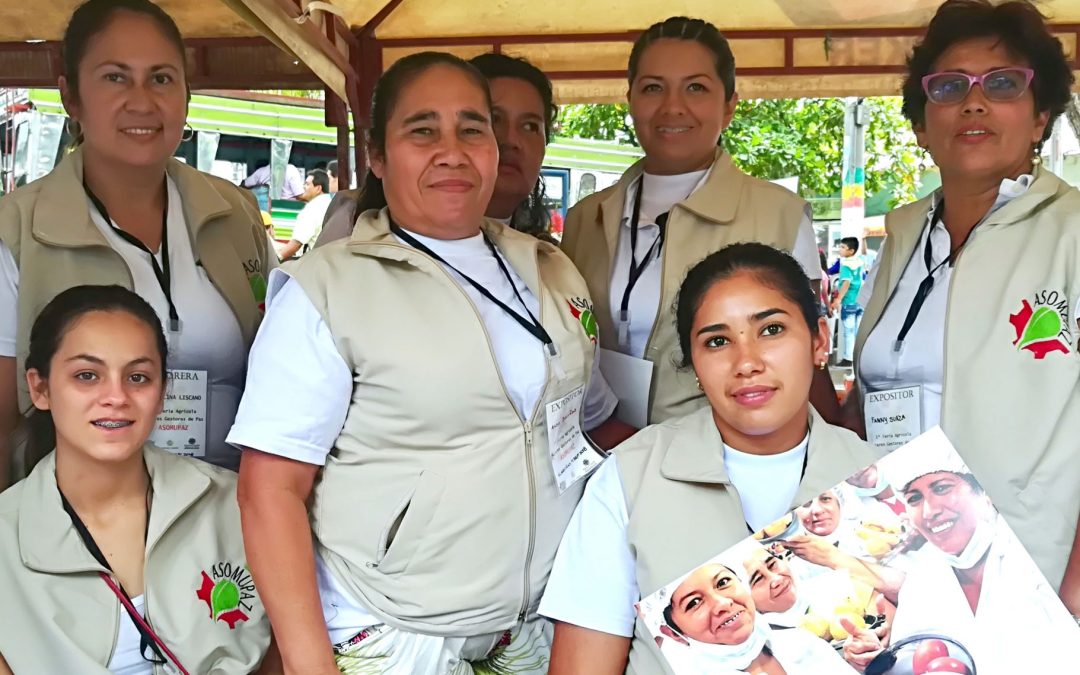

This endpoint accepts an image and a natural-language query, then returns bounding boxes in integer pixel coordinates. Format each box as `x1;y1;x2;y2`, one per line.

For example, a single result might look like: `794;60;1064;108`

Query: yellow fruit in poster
799;614;831;640
829;612;866;640
761;515;793;538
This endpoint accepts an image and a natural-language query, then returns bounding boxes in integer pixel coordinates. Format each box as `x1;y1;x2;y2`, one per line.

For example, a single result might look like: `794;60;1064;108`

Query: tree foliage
556;97;927;206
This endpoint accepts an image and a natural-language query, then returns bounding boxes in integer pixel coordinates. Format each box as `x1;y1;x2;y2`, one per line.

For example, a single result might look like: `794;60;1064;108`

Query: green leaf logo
211;579;240;617
248;274;268;303
1018;306;1062;349
580;309;598;343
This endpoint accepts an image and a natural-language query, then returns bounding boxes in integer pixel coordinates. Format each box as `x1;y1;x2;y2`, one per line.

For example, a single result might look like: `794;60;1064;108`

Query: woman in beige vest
315;54;562;248
0;0;275;484
842;0;1080;613
0;285;277;674
541;243;880;674
228;52;631;674
560;17;839;428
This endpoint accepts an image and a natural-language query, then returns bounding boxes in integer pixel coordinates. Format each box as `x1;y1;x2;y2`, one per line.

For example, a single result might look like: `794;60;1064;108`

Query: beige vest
0;445;271;673
288;209;600;636
561;149;809;424
615;406;882;675
0;147;272;414
854;168;1080;589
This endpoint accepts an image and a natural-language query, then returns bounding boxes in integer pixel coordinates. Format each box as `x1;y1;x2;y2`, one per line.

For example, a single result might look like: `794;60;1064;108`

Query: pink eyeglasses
921;67;1035;105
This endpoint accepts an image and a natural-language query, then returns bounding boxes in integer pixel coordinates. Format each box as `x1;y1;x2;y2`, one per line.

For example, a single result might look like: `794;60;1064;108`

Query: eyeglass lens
927;69;1030;104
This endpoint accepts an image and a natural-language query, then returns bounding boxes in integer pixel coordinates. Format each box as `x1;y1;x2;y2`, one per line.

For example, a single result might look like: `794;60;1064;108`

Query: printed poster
636;427;1079;674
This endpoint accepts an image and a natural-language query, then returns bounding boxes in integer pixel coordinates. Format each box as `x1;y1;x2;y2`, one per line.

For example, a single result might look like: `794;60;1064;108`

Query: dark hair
326;160;338;179
357;52;493;213
470;53;558;238
628;17;736;100
662;603;685;636
63;0;187;97
840;236;859;252
23;285;167;471
308;168;331;194
470;53;557;144
62;0;189;146
902;0;1073;146
675;243;821;368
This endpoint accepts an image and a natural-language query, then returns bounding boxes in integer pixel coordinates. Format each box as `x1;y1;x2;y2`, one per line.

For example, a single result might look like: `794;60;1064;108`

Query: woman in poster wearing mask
841;447;1077;674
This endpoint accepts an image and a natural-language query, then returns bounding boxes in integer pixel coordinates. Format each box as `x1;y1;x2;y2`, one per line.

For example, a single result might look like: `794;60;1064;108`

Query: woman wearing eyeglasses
842;0;1080;616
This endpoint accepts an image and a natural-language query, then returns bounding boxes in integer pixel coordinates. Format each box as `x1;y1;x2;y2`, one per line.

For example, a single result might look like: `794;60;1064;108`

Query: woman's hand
841;616;885;673
782;534;841;568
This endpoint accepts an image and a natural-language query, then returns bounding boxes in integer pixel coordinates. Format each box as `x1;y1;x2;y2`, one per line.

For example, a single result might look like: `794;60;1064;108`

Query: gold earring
695;377;703;391
819;359;827;370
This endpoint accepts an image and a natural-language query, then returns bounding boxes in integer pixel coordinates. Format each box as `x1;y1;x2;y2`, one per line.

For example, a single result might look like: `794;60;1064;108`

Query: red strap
100;572;191;675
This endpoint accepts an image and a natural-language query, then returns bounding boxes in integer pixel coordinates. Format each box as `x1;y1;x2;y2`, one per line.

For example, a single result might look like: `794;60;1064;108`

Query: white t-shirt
724;435;808;532
227;228;619;642
858;175;1069;432
611;172;822;358
539;434;808;638
291;193;333;250
0;177;273;469
106;595;153;675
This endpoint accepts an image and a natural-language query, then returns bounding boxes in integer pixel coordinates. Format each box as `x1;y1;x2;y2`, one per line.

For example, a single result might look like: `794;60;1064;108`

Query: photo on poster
635;427;1079;674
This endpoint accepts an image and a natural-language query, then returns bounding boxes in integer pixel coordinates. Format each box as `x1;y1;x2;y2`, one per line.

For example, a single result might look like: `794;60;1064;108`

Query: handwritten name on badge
152;369;208;457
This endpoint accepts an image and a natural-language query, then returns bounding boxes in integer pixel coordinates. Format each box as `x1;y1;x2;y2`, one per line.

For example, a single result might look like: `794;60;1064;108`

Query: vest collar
597;148;744;237
347;207;545;297
659;406;859;508
30;146;233;249
18;445;212;575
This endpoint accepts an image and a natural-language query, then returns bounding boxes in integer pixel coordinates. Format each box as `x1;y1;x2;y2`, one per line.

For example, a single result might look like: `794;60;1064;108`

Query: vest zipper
376;241;549;623
516;244;553;623
519;424;537;622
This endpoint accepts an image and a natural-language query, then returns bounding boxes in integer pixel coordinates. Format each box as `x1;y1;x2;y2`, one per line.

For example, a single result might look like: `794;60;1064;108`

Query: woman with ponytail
0;285;277;674
560;16;838;428
230;51;631;674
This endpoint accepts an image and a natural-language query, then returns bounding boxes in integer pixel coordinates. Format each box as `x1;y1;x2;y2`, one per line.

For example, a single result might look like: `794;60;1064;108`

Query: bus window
540;168;570;237
576;172;597;203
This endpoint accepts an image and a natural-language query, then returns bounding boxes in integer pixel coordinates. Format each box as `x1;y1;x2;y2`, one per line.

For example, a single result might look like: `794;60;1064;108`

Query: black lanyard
85;184;179;333
744;449;810;535
59;486;167;666
619;180;670;322
389;221;558;358
894;201;978;350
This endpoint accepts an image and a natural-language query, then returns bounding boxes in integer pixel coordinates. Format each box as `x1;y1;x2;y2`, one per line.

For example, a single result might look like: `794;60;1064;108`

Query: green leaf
1019;306;1063;347
211;579;240;617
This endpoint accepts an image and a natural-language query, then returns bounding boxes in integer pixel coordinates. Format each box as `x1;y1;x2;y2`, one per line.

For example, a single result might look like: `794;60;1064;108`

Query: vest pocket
374;470;445;574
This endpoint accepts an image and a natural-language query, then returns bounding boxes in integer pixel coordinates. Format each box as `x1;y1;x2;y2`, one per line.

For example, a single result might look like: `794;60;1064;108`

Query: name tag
863;385;922;451
545;385;605;494
151;369;209;457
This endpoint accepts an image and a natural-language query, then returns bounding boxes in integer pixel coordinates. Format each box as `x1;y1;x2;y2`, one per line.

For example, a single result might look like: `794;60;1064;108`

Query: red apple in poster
925;656;971;674
912;640;949;674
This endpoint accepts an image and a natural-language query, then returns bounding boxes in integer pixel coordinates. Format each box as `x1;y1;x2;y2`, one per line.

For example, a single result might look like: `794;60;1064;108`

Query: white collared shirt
859;175;1057;431
0;176;273;469
608;172;822;358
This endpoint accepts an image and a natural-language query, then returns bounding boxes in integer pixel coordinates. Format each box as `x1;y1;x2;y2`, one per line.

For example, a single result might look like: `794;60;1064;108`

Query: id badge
545;385;605;494
151;369;209;457
863;384;922;451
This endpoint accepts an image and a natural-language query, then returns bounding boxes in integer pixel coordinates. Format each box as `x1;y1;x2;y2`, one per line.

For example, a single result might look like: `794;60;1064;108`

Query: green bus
0;88;642;240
